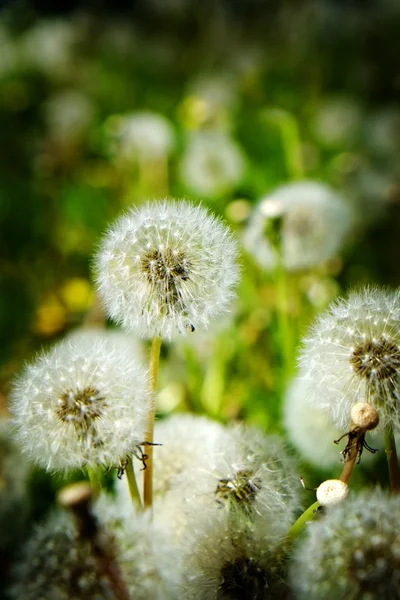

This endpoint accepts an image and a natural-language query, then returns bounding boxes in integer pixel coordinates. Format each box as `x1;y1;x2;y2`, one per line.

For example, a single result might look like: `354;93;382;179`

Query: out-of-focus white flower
19;19;79;77
284;377;349;469
179;131;245;197
107;111;175;161
311;97;362;147
178;505;289;600
0;419;31;550
290;488;400;599
65;325;145;362
11;338;149;471
96;496;181;600
299;286;400;432
184;425;300;543
44;89;94;143
94;200;239;340
243;181;352;271
129;414;226;498
8;511;118;600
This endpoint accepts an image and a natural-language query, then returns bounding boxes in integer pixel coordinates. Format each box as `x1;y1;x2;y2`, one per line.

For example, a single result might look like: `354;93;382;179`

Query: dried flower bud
350;402;380;431
316;479;349;507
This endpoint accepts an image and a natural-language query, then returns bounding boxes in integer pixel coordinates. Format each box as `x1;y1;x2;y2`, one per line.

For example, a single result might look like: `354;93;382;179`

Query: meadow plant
11;337;149;472
290;489;400;599
299;287;400;432
94;200;239;340
243;181;352;271
6;192;400;600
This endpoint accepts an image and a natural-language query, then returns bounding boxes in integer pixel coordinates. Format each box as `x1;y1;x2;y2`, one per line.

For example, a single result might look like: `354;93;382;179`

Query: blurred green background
1;0;400;433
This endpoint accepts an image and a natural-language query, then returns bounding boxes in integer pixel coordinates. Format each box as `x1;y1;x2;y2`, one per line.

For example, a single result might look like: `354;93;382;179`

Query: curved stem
125;457;143;511
286;501;320;542
143;337;162;510
384;425;400;494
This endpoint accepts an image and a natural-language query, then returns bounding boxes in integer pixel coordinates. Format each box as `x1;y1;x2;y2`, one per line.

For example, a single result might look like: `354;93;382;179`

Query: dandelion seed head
179;132;245;197
11;338;149;471
179;509;287;600
299;286;400;431
94;200;239;339
8;511;118;600
185;425;300;542
290;489;400;599
243;181;352;271
107;111;175;161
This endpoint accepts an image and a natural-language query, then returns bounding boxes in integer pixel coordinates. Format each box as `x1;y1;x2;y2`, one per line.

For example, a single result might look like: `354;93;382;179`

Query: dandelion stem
384;425;400;494
276;259;294;382
143;336;162;510
286;500;320;542
263;108;304;180
338;437;359;484
125;457;143;511
87;467;102;494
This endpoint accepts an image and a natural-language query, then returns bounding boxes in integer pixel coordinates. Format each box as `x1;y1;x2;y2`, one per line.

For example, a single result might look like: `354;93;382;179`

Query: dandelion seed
94;200;239;340
289;488;400;599
11;338;149;471
243;181;352;271
299;286;400;431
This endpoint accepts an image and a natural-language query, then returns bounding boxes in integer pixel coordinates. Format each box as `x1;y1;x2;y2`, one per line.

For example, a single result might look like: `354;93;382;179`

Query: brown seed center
350;337;400;381
56;386;106;434
141;248;191;284
216;469;261;511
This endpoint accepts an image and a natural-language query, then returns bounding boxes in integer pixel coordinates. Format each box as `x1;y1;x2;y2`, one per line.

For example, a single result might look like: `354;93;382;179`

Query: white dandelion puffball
283;377;348;469
8;511;118;600
127;413;227;499
243;181;352;271
299;287;400;432
185;425;300;544
11;338;149;471
94;200;239;340
290;489;400;600
179;131;245;197
108;111;175;161
179;508;288;600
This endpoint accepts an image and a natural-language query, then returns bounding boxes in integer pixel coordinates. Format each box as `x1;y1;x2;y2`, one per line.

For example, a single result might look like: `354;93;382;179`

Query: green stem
143;337;162;510
125;457;143;511
87;467;102;495
286;500;320;542
263;108;304;180
384;425;400;494
275;259;294;383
